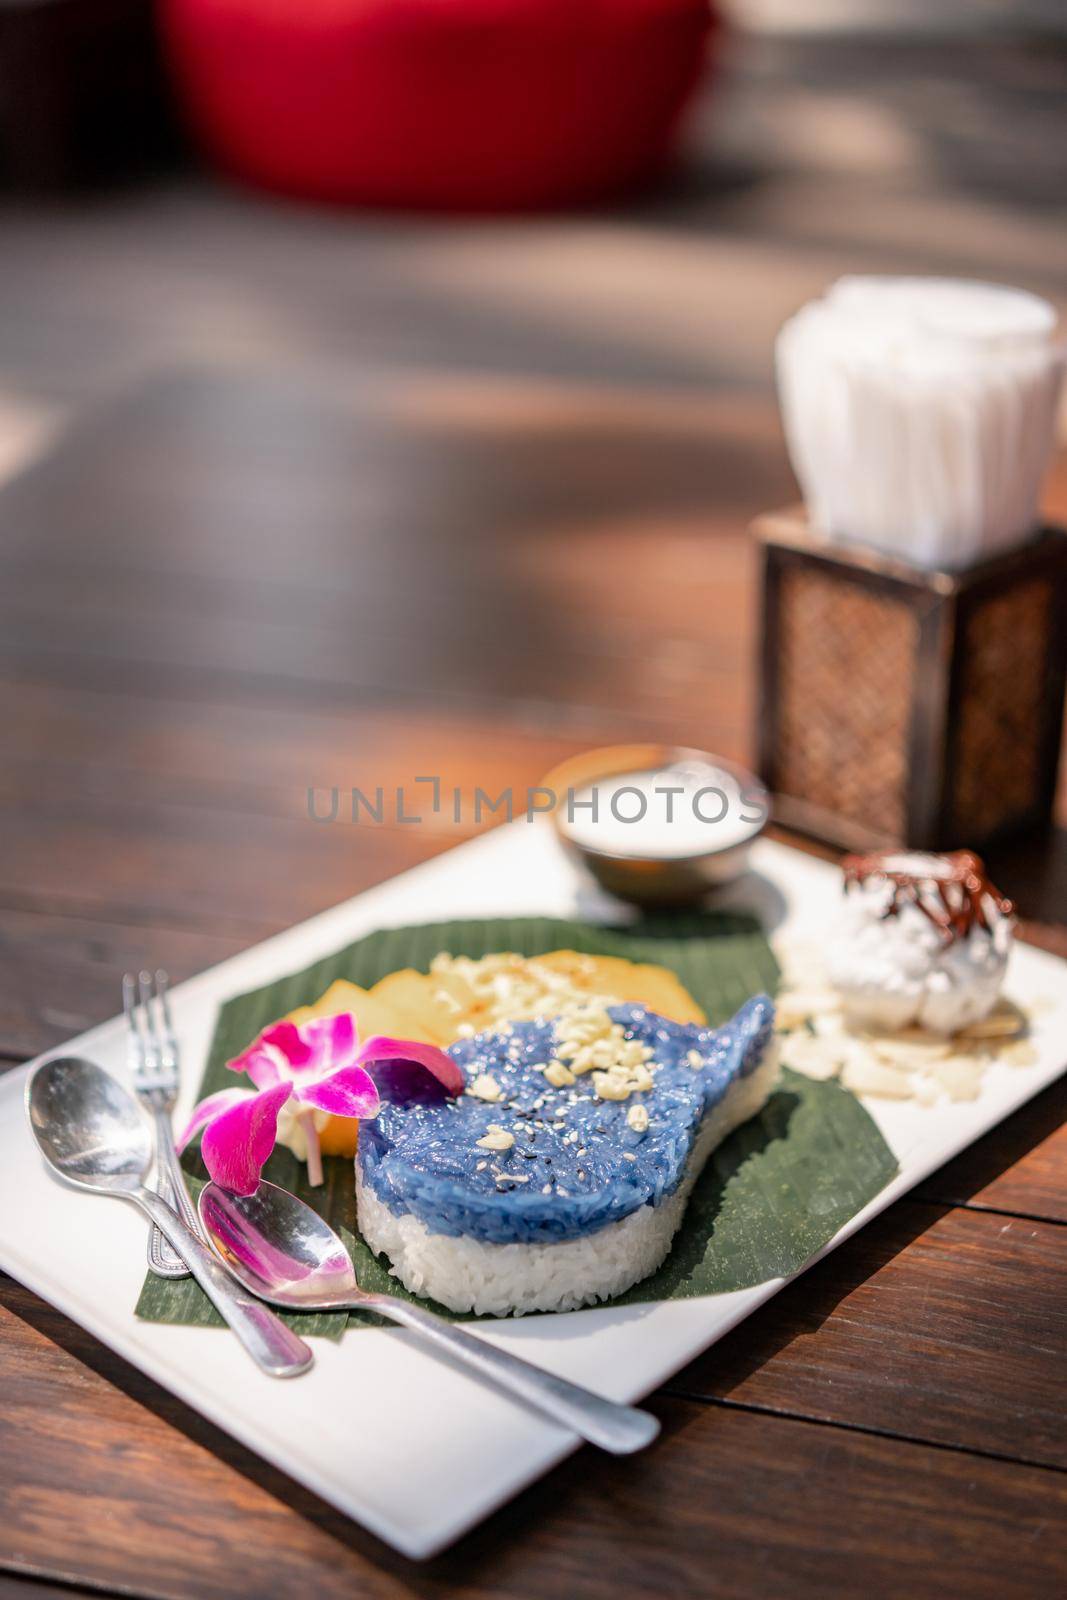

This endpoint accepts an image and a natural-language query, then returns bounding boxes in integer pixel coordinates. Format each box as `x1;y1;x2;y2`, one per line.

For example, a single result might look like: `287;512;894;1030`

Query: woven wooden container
755;509;1067;853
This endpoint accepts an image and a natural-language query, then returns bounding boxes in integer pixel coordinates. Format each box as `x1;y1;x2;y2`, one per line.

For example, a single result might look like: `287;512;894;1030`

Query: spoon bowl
199;1180;660;1455
27;1056;152;1193
201;1181;357;1308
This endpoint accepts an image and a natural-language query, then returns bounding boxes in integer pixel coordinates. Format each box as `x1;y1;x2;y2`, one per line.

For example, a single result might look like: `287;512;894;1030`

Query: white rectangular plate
1;826;1064;1558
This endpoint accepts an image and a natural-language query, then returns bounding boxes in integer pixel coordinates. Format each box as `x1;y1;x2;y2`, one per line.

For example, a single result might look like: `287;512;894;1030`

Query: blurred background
3;1;1066;410
1;0;1066;1048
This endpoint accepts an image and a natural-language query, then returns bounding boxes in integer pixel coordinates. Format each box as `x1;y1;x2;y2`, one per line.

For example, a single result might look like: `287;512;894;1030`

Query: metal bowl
541;743;769;909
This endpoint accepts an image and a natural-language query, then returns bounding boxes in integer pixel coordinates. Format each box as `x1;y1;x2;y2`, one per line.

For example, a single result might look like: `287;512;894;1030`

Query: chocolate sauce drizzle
842;850;1014;945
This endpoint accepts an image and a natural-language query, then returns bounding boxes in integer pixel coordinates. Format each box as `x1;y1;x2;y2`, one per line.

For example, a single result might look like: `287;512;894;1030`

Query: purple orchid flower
177;1012;461;1194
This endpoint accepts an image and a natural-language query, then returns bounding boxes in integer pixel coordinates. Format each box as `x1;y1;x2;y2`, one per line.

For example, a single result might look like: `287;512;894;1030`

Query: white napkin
776;276;1065;570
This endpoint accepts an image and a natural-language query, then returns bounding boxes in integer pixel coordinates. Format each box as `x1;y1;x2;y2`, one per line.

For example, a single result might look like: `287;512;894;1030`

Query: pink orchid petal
294;1063;380;1119
308;1012;359;1069
259;1019;320;1073
272;1013;360;1074
357;1035;464;1097
225;1042;284;1090
227;1012;364;1092
200;1080;294;1196
176;1088;258;1154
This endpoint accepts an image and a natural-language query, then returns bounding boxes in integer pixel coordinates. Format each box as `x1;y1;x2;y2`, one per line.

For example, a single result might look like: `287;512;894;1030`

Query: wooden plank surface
668;1198;1067;1469
3;1278;1065;1600
0;369;772;743
916;1078;1067;1225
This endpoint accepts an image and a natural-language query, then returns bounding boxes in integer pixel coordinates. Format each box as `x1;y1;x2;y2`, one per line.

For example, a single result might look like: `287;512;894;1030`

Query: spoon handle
134;1188;313;1379
361;1295;659;1455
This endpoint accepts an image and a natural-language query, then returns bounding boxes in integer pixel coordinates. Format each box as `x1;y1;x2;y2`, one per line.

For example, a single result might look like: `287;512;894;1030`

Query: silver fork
124;969;201;1278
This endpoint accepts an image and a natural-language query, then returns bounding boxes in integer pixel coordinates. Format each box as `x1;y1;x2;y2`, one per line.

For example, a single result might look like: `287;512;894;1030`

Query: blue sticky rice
358;998;775;1246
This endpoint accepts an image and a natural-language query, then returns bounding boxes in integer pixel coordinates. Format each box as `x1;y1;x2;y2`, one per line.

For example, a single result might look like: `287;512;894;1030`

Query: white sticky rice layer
355;1043;780;1317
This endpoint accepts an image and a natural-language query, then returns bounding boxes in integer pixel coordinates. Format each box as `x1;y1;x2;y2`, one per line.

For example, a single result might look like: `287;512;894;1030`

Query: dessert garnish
178;1013;459;1195
828;849;1016;1036
417;949;706;1036
468;1073;503;1102
774;847;1036;1105
842;850;1014;943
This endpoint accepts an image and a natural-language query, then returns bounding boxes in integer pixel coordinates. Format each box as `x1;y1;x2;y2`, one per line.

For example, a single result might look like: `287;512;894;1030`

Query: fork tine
123;971;147;1075
135;969;161;1069
122;972;137;1030
156;969;172;1030
142;968;159;1046
125;966;156;1068
125;964;196;1280
154;970;179;1066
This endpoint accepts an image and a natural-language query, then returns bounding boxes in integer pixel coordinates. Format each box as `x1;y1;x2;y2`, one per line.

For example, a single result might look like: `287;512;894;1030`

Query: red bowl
160;0;717;210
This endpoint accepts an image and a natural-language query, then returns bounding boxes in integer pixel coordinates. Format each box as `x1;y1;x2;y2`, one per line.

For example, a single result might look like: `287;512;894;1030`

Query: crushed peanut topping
553;1004;653;1079
467;1073;503;1102
593;1056;655;1101
627;1104;650;1133
476;1125;515;1151
544;1060;576;1088
686;1048;703;1070
431;951;624;1033
592;1068;630;1101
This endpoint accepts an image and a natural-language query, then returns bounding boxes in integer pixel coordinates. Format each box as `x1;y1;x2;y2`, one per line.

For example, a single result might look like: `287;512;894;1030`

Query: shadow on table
663;1075;1067;1406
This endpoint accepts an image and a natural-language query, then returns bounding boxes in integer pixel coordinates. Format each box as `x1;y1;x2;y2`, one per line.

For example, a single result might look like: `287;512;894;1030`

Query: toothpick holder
755;509;1067;853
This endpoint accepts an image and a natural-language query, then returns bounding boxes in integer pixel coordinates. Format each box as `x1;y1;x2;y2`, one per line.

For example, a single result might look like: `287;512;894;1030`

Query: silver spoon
199;1179;660;1455
26;1057;313;1379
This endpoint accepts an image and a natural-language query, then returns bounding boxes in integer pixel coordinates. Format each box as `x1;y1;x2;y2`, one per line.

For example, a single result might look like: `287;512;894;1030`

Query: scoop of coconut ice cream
827;851;1014;1034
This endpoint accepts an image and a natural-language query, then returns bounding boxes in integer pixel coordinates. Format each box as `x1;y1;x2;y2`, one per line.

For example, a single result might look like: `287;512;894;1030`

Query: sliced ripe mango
368;971;456;1044
533;951;706;1024
288;979;437;1043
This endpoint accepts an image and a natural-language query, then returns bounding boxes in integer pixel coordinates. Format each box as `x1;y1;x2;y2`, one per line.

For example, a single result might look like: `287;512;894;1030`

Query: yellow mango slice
288;979;437;1043
368;971;457;1044
533;951;706;1024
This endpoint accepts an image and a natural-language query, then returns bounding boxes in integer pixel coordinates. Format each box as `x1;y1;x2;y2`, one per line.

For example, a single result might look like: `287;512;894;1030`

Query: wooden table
1;365;1065;1599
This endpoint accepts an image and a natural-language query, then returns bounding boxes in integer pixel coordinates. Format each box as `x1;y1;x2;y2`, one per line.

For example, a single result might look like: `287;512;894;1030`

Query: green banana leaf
136;913;897;1337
